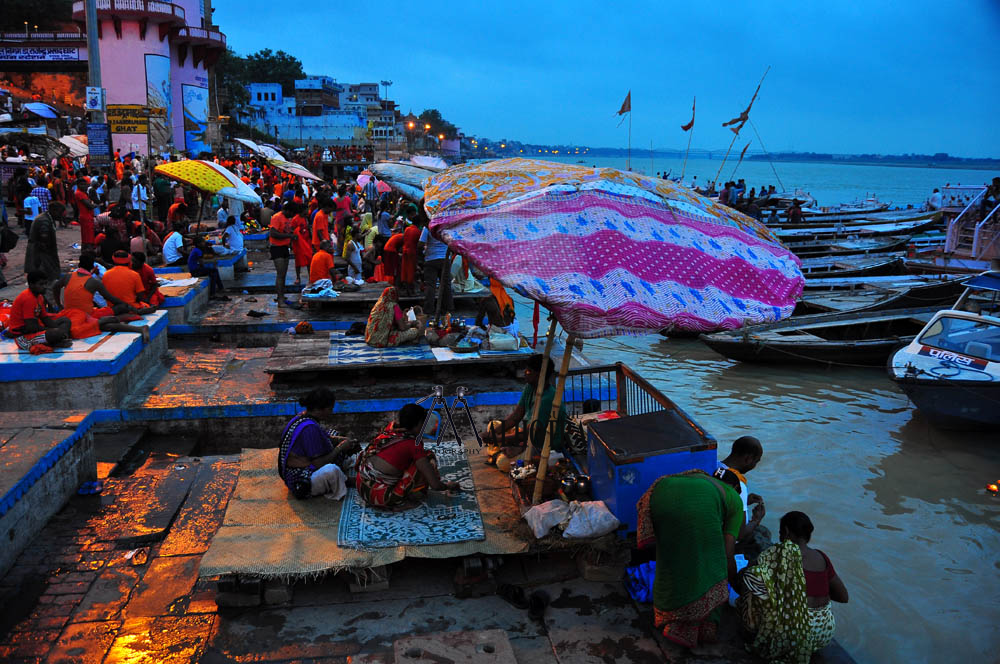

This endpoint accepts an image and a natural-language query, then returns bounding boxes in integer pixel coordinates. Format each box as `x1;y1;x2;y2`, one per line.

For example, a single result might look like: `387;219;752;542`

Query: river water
504;159;1000;664
542;155;996;208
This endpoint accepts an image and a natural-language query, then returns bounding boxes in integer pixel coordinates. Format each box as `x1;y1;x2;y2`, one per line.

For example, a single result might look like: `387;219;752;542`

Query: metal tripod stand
415;385;484;448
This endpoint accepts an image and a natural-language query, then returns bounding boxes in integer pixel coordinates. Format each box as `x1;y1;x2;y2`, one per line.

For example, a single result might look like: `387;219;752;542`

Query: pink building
70;0;225;156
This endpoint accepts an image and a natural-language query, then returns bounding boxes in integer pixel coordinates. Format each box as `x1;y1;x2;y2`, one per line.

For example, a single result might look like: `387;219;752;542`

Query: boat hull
891;377;1000;429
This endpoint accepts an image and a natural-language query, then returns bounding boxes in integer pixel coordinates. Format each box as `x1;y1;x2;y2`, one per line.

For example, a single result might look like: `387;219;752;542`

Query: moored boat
699;307;939;365
773;214;941;239
784;235;910;258
887;271;1000;429
798;253;905;279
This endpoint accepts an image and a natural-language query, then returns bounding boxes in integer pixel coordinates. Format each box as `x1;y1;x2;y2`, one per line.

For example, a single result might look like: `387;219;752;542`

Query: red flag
617;91;631;115
680;96;696;131
722;69;768;132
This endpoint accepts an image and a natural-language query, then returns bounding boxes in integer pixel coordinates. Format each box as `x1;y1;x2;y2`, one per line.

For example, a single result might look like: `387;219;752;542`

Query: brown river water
572;332;1000;664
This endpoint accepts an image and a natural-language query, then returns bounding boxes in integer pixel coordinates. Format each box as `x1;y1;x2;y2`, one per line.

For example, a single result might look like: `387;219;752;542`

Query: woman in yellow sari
737;511;849;663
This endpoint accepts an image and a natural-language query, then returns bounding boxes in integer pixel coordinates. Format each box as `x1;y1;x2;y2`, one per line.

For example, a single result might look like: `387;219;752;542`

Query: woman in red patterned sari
355;404;459;509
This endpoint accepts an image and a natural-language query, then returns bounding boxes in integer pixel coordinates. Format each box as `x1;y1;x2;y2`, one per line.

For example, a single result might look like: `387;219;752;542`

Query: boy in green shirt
487;354;567;468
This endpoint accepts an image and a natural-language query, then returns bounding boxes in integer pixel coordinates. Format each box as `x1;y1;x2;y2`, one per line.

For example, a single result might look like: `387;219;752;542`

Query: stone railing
173;26;226;47
71;0;185;22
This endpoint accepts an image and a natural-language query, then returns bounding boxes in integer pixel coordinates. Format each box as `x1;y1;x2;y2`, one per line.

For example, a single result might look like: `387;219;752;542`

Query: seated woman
364;286;424;347
737;511;849;662
636;469;744;651
476;279;516;329
278;388;358;500
355;403;460;509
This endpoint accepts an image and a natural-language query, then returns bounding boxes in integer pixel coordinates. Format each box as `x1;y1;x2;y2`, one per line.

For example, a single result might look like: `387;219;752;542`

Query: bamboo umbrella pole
520;317;557;464
531;333;575;505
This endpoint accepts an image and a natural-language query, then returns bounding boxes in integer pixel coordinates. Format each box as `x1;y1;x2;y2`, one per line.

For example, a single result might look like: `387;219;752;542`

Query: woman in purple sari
278;388;358;499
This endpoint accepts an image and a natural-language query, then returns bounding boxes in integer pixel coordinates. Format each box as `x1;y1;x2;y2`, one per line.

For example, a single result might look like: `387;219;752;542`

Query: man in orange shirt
312;199;333;251
167;201;188;226
269;202;295;307
103;251;156;312
53;254;151;341
7;271;71;351
309;240;338;285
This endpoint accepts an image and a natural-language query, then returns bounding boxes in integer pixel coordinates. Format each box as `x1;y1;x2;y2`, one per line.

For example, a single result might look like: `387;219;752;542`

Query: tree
243;49;305;97
215;48;249;115
418;109;458;139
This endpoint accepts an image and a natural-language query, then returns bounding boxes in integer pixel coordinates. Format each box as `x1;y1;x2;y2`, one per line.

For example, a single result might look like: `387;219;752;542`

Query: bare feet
140;326;151;344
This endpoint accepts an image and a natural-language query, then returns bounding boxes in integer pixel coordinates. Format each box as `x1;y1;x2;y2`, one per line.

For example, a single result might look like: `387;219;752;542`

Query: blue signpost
87;122;112;168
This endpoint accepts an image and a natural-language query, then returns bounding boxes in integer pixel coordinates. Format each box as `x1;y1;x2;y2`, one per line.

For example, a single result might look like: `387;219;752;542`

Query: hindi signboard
0;47;79;62
87;122;113;168
107;104;150;134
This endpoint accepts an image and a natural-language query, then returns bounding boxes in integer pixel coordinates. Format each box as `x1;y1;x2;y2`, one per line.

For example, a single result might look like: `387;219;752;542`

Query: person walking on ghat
269;202;295;307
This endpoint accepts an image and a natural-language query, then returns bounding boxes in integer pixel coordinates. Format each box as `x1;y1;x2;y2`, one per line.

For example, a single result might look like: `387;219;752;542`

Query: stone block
214;590;261;608
263;579;293;605
394;629;516;664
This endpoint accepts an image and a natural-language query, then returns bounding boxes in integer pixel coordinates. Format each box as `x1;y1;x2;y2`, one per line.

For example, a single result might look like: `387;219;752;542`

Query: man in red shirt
269;202;295;307
8;271;71;350
333;185;355;253
73;177;96;252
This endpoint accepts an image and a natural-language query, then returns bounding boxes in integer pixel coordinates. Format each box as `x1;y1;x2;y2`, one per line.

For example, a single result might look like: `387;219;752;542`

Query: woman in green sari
737;511;849;664
636;469;745;649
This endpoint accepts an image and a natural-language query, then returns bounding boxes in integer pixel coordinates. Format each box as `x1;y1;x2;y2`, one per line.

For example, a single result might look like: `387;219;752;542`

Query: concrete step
93;427;148;479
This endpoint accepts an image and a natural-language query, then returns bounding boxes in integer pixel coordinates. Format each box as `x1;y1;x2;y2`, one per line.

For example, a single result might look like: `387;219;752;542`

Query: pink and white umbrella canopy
424;158;804;338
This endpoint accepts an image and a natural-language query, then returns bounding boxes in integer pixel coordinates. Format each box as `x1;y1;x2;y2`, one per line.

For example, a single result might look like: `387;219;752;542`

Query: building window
270;92;276;101
256;92;261;101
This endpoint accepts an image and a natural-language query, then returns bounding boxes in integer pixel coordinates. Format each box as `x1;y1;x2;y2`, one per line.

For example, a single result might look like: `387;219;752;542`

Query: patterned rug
328;332;533;365
337;437;485;549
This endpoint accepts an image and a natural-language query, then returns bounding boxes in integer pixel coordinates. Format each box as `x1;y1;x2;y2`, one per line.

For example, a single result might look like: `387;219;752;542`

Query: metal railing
973;201;1000;260
945;187;986;252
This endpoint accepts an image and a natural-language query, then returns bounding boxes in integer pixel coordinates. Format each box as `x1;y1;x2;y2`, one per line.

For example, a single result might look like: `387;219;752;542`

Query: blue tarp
963;271;1000;293
22;102;58;119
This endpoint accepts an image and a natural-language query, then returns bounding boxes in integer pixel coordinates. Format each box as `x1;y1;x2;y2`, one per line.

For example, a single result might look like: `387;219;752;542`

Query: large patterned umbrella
268;158;322;181
424;158;804;502
154;159;262;205
424;158;803;338
370;161;440;202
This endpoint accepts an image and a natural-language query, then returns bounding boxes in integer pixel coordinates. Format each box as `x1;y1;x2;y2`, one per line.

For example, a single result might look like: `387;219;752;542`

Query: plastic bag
487;328;519;350
522;499;572;539
562;500;621;539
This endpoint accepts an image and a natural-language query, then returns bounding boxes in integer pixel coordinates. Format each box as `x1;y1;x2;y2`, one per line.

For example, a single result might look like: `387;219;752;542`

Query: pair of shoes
247;309;270;318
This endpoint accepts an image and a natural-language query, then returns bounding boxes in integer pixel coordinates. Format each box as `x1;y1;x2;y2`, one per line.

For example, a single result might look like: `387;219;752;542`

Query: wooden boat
784;235;910;258
887;272;1000;429
798;254;905;279
776;216;941;241
700;307;939;365
798;274;969;315
771;210;940;231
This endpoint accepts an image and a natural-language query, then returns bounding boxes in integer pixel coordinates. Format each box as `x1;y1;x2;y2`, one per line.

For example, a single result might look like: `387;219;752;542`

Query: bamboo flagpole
616;91;631;171
729;142;751;180
680;96;695;182
531;334;575;505
520;317;557;464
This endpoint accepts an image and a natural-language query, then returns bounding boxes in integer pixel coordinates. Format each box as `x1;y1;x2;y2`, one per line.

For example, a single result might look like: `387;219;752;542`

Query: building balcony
0;32;85;44
172;26;226;49
71;0;186;25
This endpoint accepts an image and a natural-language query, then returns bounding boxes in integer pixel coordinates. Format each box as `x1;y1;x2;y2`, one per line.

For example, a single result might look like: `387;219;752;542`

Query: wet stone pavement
0;445;854;663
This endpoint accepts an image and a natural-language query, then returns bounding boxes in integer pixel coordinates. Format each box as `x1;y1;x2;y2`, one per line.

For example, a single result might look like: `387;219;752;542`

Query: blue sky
215;0;1000;157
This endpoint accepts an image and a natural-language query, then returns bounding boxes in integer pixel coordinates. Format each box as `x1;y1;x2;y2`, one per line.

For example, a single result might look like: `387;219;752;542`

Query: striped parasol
268;158;322;181
425;158;803;502
154;159;262;205
424;158;803;338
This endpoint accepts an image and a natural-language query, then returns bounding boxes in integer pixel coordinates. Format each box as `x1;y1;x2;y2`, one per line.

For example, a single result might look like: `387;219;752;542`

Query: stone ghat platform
158;273;210;325
169;296;479;346
0;410;97;577
266;332;536;380
0;310;168;411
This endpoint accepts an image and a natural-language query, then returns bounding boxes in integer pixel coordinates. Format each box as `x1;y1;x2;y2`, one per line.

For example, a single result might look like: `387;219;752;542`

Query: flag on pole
681;96;696;131
722;68;769;133
617;91;631;115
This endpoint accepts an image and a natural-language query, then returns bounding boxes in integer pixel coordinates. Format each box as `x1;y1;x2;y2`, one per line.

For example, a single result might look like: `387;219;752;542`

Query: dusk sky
215;1;1000;157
